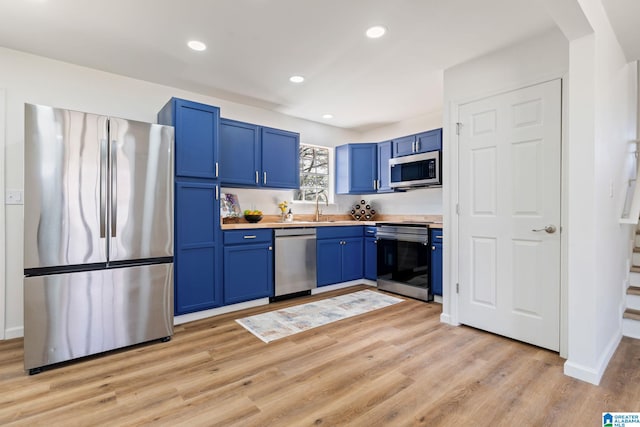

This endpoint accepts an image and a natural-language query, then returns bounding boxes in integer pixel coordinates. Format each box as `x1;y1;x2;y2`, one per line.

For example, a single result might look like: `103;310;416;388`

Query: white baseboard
5;326;23;340
564;331;622;385
440;313;460;326
174;298;269;325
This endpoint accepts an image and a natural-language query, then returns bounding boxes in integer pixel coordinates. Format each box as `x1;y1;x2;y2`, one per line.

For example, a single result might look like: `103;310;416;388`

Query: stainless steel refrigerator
23;103;174;374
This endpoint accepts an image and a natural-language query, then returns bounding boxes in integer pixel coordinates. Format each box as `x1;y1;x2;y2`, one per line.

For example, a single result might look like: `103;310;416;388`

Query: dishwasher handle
274;228;316;237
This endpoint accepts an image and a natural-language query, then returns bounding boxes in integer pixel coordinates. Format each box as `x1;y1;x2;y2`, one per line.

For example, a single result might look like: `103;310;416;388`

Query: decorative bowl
244;214;263;223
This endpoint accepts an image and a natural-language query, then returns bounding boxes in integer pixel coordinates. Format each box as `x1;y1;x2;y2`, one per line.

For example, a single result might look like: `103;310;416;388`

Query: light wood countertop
221;214;443;230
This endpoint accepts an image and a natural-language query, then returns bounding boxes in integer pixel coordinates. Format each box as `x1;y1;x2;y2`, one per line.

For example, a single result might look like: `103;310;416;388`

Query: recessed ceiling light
365;26;387;39
289;75;305;83
187;40;207;51
322;114;333;119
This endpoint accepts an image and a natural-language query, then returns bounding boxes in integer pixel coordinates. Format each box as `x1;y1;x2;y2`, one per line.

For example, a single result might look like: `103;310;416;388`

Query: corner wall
563;0;637;385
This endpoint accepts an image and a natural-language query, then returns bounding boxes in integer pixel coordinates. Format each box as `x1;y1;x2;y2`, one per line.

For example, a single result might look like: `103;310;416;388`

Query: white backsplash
221;187;443;217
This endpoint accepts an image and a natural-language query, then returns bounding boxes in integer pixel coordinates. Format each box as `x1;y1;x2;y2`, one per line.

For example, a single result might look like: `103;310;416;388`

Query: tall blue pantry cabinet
158;98;223;315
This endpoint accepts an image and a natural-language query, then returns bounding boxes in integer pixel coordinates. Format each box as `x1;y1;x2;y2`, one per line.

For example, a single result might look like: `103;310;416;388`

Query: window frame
292;143;334;204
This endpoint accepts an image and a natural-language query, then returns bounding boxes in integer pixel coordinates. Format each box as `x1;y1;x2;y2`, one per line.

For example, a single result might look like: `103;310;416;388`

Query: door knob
532;225;557;234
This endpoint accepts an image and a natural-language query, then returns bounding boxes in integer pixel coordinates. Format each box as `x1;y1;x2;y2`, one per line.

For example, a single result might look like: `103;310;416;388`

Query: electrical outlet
6;190;24;205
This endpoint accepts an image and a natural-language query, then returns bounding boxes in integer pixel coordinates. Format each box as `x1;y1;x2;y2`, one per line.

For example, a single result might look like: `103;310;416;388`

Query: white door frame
447;76;568;357
0;88;6;340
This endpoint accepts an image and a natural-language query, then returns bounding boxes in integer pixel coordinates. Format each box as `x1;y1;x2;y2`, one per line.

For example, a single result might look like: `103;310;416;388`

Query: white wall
441;27;570;331
0;46;363;338
563;0;637;385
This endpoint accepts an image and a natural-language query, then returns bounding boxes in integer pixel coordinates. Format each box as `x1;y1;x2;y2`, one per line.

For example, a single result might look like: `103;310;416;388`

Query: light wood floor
1;285;639;426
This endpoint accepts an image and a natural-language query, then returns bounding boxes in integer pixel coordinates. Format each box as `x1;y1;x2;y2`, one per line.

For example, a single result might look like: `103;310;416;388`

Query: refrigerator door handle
100;138;108;238
111;139;118;237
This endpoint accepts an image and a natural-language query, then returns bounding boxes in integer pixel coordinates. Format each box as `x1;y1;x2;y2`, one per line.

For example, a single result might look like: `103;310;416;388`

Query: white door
457;79;561;351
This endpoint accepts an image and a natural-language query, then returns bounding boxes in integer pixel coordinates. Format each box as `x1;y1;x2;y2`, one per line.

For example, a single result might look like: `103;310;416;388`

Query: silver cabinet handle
255;171;259;184
416;139;420;152
432;246;436;250
532;225;556;234
412;141;416;152
215;185;219;200
436;235;443;239
268;246;273;251
243;235;257;239
215;162;219;178
263;171;267;185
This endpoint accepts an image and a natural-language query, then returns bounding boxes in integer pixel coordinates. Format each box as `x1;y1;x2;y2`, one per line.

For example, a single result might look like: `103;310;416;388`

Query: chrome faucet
314;191;328;222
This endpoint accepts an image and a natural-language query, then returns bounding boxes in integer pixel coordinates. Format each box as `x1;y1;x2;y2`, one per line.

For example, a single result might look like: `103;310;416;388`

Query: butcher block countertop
221;214;443;230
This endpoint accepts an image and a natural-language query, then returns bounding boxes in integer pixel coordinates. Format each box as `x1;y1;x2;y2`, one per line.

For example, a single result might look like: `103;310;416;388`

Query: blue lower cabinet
176;246;220;314
430;229;443;296
364;237;377;280
174;180;222;315
341;237;364;281
317;238;343;286
223;230;273;304
317;226;363;286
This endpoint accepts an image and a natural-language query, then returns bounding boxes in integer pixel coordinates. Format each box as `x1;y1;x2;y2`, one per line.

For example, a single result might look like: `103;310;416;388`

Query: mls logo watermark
603;413;640;427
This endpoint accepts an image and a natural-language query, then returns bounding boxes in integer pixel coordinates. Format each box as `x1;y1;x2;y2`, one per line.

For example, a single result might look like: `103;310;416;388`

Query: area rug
235;290;404;343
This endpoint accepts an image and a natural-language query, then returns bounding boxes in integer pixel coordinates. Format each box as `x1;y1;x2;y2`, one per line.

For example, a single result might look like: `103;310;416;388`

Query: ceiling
602;0;640;62
0;0;561;131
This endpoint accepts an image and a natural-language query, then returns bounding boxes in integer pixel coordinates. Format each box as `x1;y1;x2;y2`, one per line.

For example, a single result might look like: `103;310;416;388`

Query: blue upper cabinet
219;119;260;186
335;143;378;194
376;141;393;193
158;98;220;179
261;127;300;189
392;128;442;158
219;119;299;189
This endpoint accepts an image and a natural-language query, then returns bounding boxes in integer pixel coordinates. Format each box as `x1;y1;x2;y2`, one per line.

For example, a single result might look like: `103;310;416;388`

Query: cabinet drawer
317;226;363;240
224;229;272;245
430;228;443;242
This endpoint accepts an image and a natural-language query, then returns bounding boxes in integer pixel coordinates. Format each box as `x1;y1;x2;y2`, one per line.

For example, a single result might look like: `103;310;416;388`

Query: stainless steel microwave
389;150;441;188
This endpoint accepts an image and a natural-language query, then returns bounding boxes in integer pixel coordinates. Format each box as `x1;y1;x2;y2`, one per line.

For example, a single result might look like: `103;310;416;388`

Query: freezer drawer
24;263;173;372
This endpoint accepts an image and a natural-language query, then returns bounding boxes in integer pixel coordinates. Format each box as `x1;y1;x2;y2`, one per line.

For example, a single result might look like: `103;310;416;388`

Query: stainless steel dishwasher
274;228;317;297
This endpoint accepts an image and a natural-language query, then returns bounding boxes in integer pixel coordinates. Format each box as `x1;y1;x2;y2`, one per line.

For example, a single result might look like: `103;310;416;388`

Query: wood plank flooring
1;284;639;426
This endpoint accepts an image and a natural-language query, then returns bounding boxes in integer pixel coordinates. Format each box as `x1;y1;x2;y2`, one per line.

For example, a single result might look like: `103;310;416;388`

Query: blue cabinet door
377;141;393;193
176;246;219;313
261;127;300;189
223;243;273;304
219;119;260;186
364;237;377;280
175;180;222;314
341;237;364;281
349;144;377;194
159;98;219;179
391;135;416;158
392;128;443;157
335;143;377;194
317;239;342;286
430;229;443;296
415;128;442;154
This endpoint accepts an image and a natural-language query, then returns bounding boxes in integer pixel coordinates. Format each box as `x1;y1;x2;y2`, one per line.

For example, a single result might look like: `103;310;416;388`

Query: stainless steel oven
376;223;432;301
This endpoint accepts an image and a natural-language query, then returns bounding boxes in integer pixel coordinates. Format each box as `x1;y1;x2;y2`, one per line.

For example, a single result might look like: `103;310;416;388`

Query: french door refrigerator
23;103;174;374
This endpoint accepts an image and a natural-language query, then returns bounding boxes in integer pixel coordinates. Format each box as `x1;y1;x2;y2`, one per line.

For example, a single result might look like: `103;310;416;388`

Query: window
294;144;332;203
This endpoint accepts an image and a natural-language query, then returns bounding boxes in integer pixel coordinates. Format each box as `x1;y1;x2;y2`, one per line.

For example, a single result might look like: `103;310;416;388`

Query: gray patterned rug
236;289;404;343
